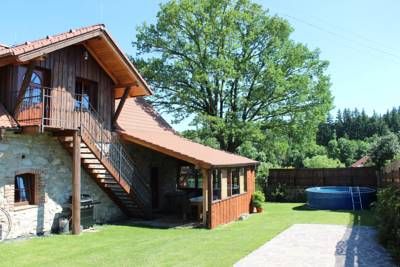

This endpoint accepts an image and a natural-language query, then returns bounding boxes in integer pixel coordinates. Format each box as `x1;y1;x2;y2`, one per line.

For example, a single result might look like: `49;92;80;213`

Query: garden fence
268;167;378;187
381;160;400;187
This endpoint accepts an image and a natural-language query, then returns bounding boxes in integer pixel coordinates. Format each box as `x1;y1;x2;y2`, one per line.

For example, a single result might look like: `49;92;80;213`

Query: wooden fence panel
268;167;378;187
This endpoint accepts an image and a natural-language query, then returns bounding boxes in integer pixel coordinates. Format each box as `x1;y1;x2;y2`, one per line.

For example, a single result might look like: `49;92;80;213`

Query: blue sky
1;0;399;130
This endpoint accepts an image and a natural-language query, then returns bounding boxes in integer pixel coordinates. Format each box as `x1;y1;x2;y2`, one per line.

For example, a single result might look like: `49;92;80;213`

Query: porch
9;84;258;229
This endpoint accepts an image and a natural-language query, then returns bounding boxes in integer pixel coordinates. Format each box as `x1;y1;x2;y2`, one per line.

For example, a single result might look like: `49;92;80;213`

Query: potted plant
252;191;265;213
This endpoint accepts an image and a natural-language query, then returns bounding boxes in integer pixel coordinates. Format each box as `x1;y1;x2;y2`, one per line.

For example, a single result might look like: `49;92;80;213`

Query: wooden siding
0;45;115;129
210;167;255;229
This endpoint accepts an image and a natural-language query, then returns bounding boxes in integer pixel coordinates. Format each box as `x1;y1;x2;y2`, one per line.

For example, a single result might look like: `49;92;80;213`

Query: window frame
75;78;98;111
14;173;37;207
177;165;202;190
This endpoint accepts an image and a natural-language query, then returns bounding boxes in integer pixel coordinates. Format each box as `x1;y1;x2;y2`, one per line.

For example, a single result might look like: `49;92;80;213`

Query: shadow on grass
292;204;376;226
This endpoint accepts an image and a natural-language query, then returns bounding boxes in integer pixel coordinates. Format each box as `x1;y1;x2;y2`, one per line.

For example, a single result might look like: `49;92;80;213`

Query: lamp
84;50;89;61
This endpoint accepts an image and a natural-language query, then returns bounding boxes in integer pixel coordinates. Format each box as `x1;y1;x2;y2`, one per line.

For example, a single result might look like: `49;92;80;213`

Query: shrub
255;162;275;191
252;191;266;208
374;186;400;262
303;155;344;168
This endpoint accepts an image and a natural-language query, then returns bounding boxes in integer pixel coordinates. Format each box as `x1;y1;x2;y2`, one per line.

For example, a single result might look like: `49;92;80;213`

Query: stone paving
234;224;397;267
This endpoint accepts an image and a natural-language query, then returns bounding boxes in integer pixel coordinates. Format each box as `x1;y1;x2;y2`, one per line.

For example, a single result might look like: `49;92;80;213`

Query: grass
0;203;375;267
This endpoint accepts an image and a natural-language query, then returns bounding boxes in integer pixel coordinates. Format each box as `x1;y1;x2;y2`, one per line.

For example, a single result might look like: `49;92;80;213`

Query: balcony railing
14;85;151;208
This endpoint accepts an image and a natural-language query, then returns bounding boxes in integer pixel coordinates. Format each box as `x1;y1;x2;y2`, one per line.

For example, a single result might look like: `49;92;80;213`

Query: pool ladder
350;187;363;211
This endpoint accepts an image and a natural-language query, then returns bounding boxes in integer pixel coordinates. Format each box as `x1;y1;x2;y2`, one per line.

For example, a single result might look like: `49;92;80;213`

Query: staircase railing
14;86;151;207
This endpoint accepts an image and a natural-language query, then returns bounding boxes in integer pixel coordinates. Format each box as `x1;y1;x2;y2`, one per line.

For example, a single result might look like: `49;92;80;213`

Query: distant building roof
117;98;258;169
351;156;370;167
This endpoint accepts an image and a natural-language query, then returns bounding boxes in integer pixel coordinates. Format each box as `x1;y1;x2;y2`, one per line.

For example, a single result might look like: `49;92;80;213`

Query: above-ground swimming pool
306;186;376;210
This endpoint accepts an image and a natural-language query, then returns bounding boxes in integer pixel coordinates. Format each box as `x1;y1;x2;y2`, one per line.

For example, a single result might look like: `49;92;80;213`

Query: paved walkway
234;224;397;267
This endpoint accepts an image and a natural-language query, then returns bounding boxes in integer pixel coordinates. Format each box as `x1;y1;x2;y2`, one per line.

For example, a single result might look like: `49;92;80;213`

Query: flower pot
256;207;263;213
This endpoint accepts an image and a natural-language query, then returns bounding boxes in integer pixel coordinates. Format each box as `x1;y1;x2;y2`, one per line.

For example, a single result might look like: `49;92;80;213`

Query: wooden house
0;25;257;239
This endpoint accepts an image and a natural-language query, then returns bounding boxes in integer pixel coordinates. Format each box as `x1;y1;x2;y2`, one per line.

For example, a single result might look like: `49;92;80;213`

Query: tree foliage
134;0;332;153
303;155;344;168
370;133;400;169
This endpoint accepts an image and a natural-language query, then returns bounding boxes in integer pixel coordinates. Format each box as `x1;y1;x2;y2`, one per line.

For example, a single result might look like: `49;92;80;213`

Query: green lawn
0;203;375;267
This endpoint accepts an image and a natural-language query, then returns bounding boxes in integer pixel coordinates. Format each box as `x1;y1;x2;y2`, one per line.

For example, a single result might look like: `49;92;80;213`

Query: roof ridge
9;24;105;49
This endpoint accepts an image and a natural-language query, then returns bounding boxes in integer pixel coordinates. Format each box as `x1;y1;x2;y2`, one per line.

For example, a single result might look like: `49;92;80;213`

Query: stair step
80;148;92;153
83;159;100;164
96;173;113;179
87;164;105;169
90;169;108;174
81;154;96;159
99;178;117;184
104;183;121;188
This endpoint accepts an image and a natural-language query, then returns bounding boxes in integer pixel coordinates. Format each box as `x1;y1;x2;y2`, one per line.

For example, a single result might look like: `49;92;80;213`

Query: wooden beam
14;61;35;115
207;169;213;228
201;168;209;226
113;82;138;89
112;86;130;128
72;130;81;235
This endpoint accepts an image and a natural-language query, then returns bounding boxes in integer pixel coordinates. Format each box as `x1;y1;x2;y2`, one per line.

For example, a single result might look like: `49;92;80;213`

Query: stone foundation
0;132;124;239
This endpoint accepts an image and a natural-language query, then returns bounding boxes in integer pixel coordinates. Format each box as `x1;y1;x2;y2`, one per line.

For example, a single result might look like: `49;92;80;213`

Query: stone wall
0;132;124;239
125;142;181;212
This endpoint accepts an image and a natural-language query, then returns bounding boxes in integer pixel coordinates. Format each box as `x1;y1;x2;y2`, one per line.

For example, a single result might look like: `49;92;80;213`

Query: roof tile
0;24;104;57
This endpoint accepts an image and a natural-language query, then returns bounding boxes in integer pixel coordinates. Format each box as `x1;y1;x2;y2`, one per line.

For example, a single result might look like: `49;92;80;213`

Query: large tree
134;0;332;153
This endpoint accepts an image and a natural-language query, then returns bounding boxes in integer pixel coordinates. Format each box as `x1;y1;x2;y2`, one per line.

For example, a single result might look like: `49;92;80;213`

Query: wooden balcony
13;85;152;210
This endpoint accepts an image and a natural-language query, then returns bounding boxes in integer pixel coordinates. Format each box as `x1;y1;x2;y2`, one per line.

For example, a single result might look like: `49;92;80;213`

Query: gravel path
234;224;397;267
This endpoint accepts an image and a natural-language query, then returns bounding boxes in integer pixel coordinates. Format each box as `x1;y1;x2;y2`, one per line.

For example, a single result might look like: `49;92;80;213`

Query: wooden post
72;130;81;235
112;86;131;128
207;170;213;228
201;168;209;226
14;61;36;115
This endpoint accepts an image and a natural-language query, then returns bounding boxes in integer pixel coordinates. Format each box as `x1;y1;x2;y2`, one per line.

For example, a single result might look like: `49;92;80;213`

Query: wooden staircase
59;132;151;218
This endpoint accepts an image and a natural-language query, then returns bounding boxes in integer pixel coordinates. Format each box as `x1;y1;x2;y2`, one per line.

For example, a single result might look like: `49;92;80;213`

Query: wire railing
14;85;151;208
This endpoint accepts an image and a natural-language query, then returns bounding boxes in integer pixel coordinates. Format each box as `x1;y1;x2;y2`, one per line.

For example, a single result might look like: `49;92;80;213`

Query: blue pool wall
306;186;377;210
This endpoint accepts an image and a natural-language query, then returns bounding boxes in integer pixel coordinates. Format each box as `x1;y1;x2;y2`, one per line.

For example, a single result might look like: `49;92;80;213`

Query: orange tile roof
117;98;258;168
351;156;370;167
0;24;104;57
0;24;152;98
0;103;17;128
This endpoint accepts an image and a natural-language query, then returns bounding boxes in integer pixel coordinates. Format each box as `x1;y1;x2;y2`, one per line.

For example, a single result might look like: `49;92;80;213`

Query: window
14;173;36;206
232;169;240;195
75;78;98;111
212;169;221;201
178;166;201;189
243;167;248;193
17;66;49;105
